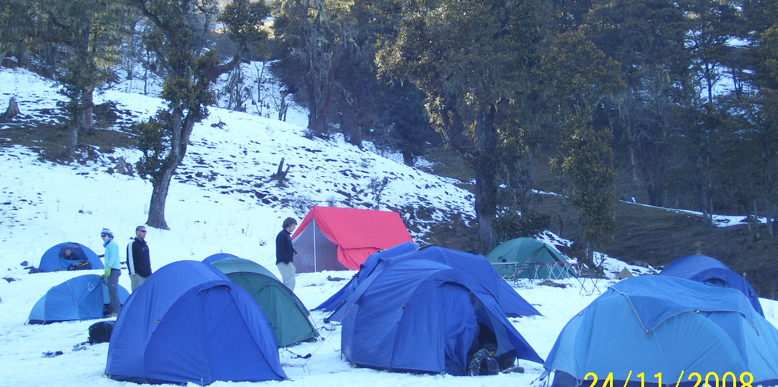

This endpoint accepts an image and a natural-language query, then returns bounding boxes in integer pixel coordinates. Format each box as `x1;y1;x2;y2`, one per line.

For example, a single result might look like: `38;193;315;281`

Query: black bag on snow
88;321;115;344
68;260;92;271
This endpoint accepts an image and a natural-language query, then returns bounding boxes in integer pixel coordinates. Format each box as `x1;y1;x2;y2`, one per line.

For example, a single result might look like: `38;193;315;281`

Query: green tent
486;238;577;279
210;257;319;347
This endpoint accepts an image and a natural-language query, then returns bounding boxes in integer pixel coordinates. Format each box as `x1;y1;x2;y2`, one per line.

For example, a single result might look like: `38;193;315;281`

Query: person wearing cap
101;227;122;317
127;225;151;291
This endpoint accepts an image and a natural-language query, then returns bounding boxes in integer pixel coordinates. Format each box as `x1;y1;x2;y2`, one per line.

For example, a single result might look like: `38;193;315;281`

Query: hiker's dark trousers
107;268;121;315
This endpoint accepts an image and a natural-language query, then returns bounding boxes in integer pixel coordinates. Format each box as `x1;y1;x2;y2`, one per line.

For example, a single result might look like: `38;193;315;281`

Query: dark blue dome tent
315;241;420;314
28;274;129;324
335;245;544;375
659;254;763;316
321;244;541;321
105;260;286;385
38;242;104;272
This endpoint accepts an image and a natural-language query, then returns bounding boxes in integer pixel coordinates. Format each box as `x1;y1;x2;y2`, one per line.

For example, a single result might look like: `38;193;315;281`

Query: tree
381;81;433;166
272;0;342;137
0;0;37;66
540;30;624;264
582;0;693;207
552;118;617;266
377;0;554;253
133;0;268;229
4;0;129;158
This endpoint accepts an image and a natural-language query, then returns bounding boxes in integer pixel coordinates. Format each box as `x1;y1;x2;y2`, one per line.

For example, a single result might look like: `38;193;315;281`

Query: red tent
291;206;414;272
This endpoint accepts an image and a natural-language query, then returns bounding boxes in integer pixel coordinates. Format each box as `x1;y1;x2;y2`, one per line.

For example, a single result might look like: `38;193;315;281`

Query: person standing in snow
275;217;298;291
127;225;151;292
101;228;122;317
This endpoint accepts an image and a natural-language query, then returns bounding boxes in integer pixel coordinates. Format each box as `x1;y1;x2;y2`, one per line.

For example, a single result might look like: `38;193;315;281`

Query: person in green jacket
101;228;121;317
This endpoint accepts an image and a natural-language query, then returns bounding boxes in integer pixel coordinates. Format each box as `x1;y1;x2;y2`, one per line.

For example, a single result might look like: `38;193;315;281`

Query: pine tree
377;0;554;252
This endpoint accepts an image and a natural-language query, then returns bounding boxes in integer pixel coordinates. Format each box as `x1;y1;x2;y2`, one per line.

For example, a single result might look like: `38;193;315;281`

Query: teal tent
486;238;576;279
209;257;319;347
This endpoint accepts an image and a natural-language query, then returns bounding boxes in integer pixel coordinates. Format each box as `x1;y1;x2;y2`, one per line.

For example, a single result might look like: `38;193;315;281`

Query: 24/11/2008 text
584;371;755;387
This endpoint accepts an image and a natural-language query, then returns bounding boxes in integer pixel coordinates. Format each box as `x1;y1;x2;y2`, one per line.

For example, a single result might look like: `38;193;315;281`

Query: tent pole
313;221;317;272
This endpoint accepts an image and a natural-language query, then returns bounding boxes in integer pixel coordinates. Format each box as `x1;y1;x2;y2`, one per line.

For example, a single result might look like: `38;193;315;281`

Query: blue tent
659;254;763;316
38;242;104;272
105;260;286;385
338;246;544;375
322;245;541;321
202;252;240;265
315;241;420;313
28;274;129;324
545;276;778;387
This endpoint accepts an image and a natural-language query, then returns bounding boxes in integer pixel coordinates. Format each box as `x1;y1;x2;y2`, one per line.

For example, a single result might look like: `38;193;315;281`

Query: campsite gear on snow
37;242;104;272
28;274;130;324
208;257;319;347
486;238;577;280
615;267;633;279
105;260;286;385
335;245;544;375
319;244;541;321
544;275;778;387
576;272;607;296
68;260;92;270
284;348;312;359
88;320;116;344
291;206;414;272
659;254;763;316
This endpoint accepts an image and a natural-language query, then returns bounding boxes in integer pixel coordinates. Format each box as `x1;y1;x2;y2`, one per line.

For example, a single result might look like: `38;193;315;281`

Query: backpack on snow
88;321;115;344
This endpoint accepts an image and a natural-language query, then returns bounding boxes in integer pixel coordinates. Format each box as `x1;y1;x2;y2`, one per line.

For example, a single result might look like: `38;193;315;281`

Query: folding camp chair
548;262;573;279
576;271;605;296
531;262;569;280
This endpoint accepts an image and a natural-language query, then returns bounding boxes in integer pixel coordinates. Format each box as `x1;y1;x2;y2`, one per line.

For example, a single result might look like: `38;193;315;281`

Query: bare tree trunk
82;89;94;130
278;91;289;121
401;150;414;167
146;110;188;230
474;106;498;253
68;125;78;158
147;164;175;230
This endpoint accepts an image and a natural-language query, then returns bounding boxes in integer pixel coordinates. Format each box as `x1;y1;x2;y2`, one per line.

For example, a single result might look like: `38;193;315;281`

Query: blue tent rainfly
28;274;129;324
105;260;286;385
659;254;763;316
38;241;104;272
544;275;778;387
335;245;544;376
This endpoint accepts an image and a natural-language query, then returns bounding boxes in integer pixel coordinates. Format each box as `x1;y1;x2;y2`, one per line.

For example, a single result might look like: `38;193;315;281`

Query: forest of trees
1;0;777;263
